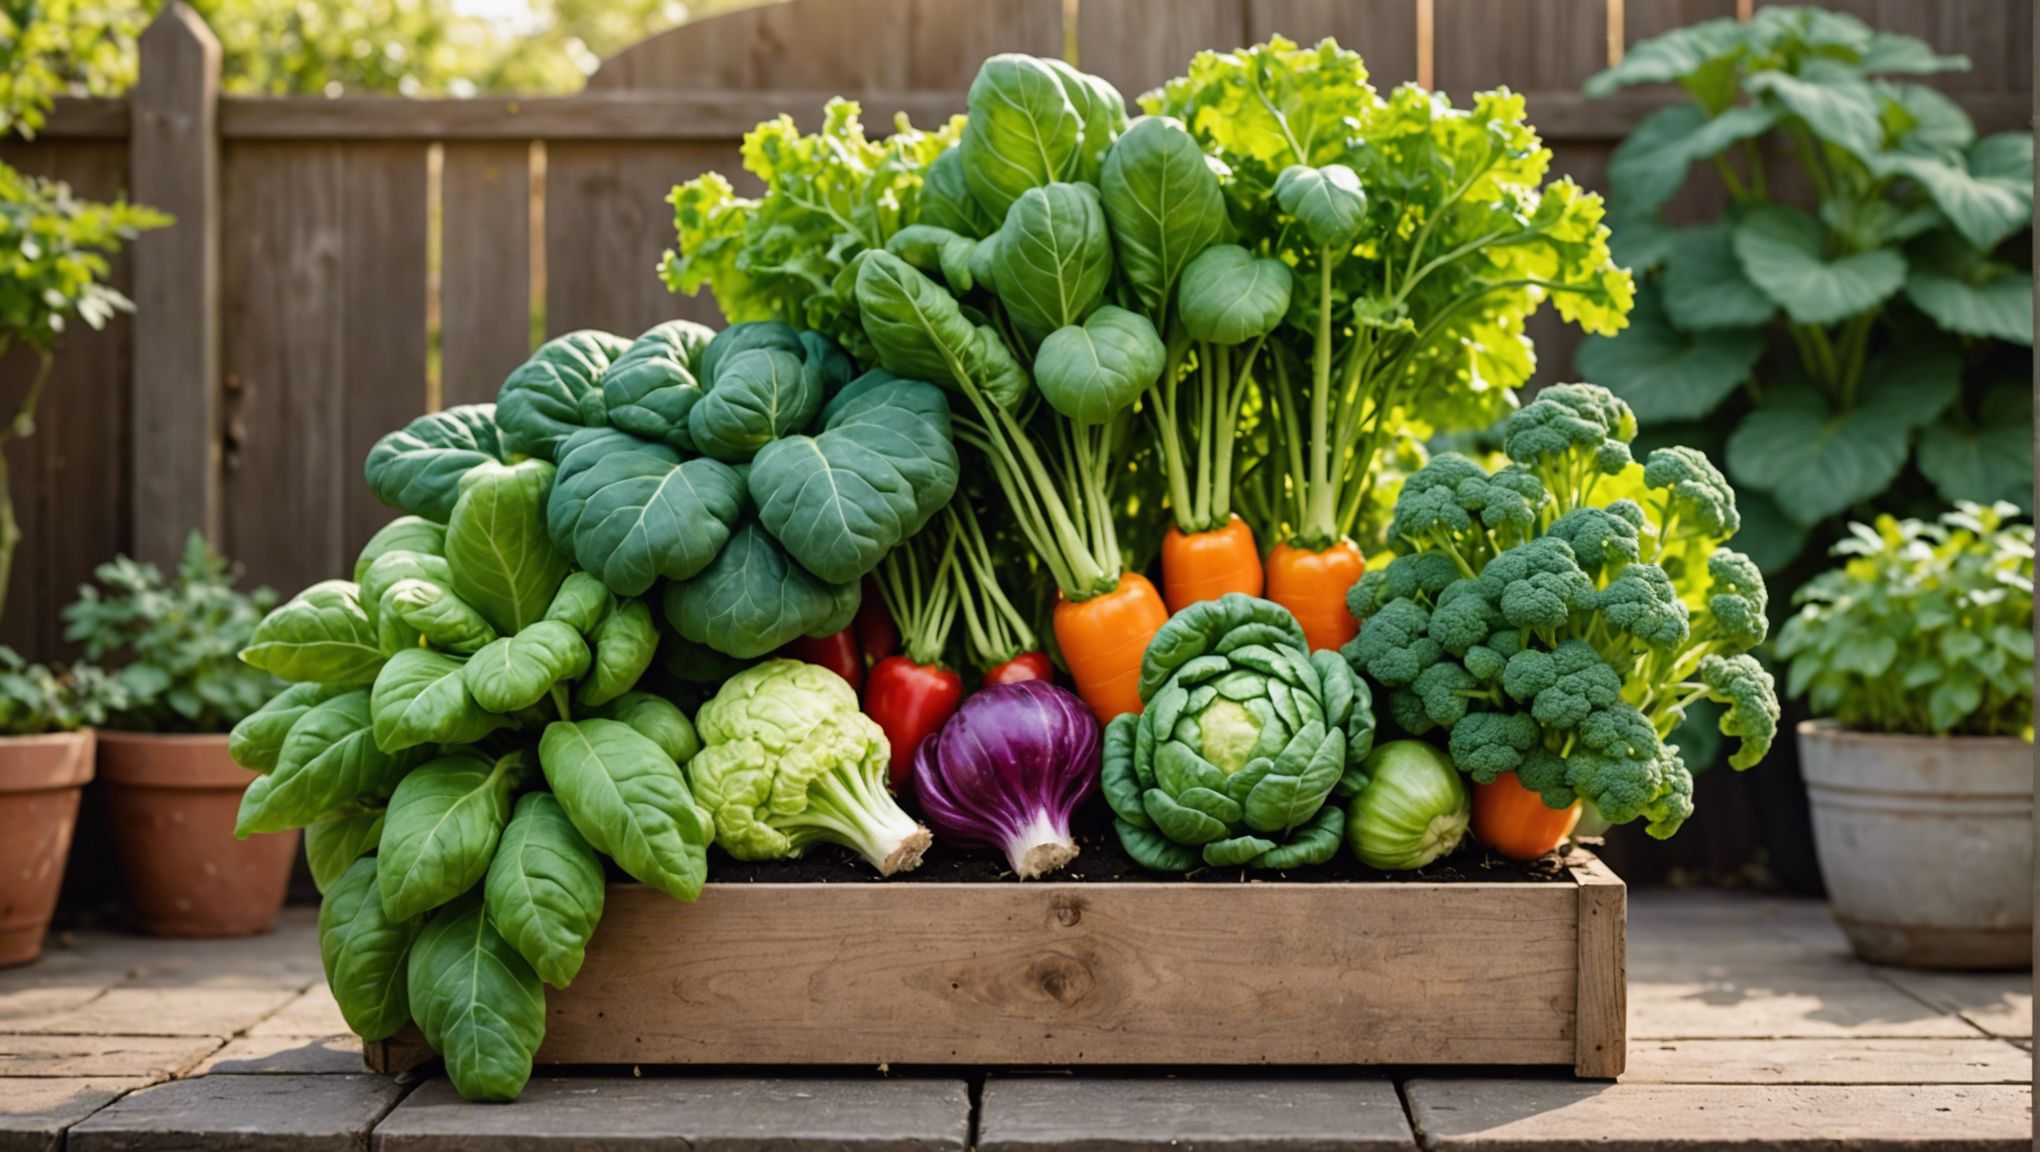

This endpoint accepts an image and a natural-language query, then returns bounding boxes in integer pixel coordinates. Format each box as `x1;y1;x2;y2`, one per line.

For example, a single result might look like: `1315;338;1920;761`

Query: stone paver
194;1034;365;1075
9;987;300;1038
247;985;350;1038
1403;1079;2033;1151
1628;973;1988;1039
1871;968;2034;1039
372;1076;971;1151
0;1035;221;1080
977;1076;1415;1152
66;1073;407;1152
1620;1038;2032;1084
0;1077;151;1152
0;987;105;1027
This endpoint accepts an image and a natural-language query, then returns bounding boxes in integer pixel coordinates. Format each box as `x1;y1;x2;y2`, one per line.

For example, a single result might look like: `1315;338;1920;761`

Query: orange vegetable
1052;571;1169;723
1161;515;1264;614
1264;539;1365;651
1472;771;1583;861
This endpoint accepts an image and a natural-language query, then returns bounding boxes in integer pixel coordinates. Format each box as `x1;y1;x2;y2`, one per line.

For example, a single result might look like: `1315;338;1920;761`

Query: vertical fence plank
1247;0;1423;89
544;142;733;338
907;0;1065;86
130;2;221;570
340;144;430;554
1076;0;1249;101
441;142;532;407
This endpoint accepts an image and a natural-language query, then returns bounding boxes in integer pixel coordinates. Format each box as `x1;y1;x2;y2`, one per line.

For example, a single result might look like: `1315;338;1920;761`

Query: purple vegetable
911;680;1100;879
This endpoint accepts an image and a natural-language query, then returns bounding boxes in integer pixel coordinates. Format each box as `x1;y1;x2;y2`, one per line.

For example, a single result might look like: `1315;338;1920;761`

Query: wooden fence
0;0;2030;662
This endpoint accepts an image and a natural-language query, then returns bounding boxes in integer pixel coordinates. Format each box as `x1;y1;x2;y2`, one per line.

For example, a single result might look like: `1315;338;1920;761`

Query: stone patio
0;890;2029;1151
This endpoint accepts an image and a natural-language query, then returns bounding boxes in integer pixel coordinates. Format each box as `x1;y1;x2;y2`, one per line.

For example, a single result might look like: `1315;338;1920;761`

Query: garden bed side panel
368;858;1625;1075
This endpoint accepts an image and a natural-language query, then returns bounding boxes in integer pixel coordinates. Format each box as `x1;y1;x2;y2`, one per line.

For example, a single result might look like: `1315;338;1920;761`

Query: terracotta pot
96;731;297;938
0;730;95;967
1798;720;2034;970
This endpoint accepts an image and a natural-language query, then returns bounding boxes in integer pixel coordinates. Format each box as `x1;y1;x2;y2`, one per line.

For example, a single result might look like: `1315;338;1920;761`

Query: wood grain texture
1076;0;1248;104
1434;0;1606;97
543;142;732;338
1572;855;1628;1077
1761;0;2035;96
439;142;532;407
1248;0;1423;91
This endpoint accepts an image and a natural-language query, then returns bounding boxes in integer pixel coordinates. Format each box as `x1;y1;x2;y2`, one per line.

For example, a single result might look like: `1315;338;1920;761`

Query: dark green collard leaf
1608;103;1777;214
590;692;700;764
354;517;448;584
363;407;509;523
446;459;572;638
988;182;1113;344
1733;205;1906;326
464;621;591;714
407;890;546;1103
496;330;631;462
241;581;385;685
1575;285;1763;422
960;54;1083;220
485;792;605;989
696;318;804;382
1034;307;1165;425
688;349;825;463
1917;384;2034;513
1177;244;1292;346
920;146;998;239
539;719;711;902
378;751;522;923
1274;163;1367;250
229;682;351;773
600;319;716;451
1042;57;1126;185
577;599;658;709
663;524;861;659
319;858;420;1042
305;805;385;895
386;579;498;656
547;430;745;598
1100;115;1230;318
749;378;961;583
544;572;613;636
237;691;428;836
359;551;453;634
1658;222;1777;331
371;648;501;753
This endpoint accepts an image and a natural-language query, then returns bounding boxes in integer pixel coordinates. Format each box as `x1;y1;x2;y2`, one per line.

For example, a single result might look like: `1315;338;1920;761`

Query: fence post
130;2;222;567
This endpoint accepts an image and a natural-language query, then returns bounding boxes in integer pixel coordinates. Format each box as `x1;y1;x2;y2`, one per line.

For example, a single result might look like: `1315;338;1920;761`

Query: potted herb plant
0;656;120;965
61;533;292;936
1776;502;2033;969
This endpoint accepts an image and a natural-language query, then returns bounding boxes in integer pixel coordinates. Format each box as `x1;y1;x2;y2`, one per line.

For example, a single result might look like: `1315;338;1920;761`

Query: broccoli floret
1643;446;1741;540
1640;745;1694;839
1500;647;1559;702
1607;499;1647;530
1502;383;1637;477
1387;454;1488;549
1565;701;1669;825
1701;549;1769;650
1342;597;1440;687
1428;579;1501;655
1528;639;1624;729
1596;562;1691;651
1411;661;1479;728
1452;465;1548;538
1699;653;1779;769
1387;687;1438;736
1448;710;1541;783
1463;644;1508;682
1348;568;1390;618
1516;745;1575;809
1382;551;1464;603
1477;537;1597;630
1547;506;1641;576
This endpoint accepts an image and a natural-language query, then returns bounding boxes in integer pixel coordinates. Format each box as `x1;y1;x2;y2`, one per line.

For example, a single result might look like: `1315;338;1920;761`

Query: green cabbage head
686;659;930;875
1102;594;1377;871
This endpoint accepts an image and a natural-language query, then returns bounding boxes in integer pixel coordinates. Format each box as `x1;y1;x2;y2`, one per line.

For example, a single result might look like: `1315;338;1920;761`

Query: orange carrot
1161;515;1264;614
1264;539;1365;651
1053;571;1169;723
1471;771;1583;861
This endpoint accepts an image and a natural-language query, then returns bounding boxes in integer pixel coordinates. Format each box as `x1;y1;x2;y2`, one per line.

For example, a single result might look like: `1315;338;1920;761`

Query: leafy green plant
0;647;123;736
1577;7;2033;572
1775;501;2033;737
60;530;278;733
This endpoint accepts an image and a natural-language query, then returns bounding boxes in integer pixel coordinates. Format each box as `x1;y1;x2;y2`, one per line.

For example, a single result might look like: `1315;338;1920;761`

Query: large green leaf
919;146;998;240
445;459;571;637
406;889;546;1103
577;600;658;709
363;407;508;523
370;648;501;753
1034;307;1165;425
663;523;860;659
1874;134;2034;252
304;805;384;895
1881;82;1975;154
484;792;605;989
353;516;447;584
688;348;826;463
464;620;590;714
539;719;711;902
319;857;419;1042
1575;285;1762;422
378;751;523;923
1273;163;1368;251
959;53;1082;220
1659;223;1777;331
1747;62;1884;161
600;319;715;451
1608;103;1777;214
855;251;1027;410
1177;244;1293;346
987;182;1113;344
228;682;350;773
358;551;452;636
1099;116;1231;319
1583;17;1749;101
236;691;429;836
543;572;613;636
1917;384;2034;513
385;579;498;657
240;581;385;685
547;428;745;598
1733;205;1906;325
495;330;631;462
1904;230;2034;345
590;692;700;764
1041;57;1125;185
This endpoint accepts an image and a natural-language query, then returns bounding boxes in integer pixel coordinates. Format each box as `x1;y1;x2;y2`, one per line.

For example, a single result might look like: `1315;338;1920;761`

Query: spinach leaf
236;691;429;835
688;332;853;463
1034;306;1166;424
543;572;614;636
228;682;350;773
548;429;744;598
378;751;525;922
319;857;420;1042
988;182;1113;344
1273;163;1368;251
407;889;546;1102
386;579;499;656
1100;115;1229;318
464;621;591;714
353;516;448;583
590;691;700;764
960;54;1082;218
446;459;571;637
359;550;452;634
601;319;715;450
919;146;997;239
576;599;658;708
1042;57;1126;185
484;792;605;988
240;580;385;685
370;648;502;753
496;330;632;461
1178;244;1293;345
856;251;1029;409
364;406;509;522
304;804;385;894
539;718;711;902
663;523;860;659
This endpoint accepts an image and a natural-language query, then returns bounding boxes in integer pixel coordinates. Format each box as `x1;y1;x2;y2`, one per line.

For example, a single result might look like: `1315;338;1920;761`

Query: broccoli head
1699;652;1779;769
1477;537;1597;630
1452;465;1548;538
1515;745;1576;809
1411;660;1480;728
1566;700;1672;825
1463;643;1509;682
1506;638;1623;729
1501;383;1637;478
1428;579;1501;655
1348;568;1390;618
1342;597;1440;687
1387;454;1487;549
1643;445;1741;540
1381;551;1464;604
1701;549;1769;650
1596;562;1691;652
1639;746;1695;839
1387;687;1438;736
1547;506;1641;576
1448;709;1541;783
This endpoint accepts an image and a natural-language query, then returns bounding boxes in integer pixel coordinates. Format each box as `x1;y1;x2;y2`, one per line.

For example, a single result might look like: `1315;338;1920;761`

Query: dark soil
699;801;1575;885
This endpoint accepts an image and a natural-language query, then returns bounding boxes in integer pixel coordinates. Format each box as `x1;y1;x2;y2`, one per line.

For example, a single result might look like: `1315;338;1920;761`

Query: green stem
1193;349;1216;528
1711;154;1749;201
1302;253;1339;546
1273;352;1309;535
550;684;573;723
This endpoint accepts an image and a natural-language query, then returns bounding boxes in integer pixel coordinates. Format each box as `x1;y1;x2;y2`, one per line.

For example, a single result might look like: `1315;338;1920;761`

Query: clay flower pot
96;731;297;937
0;730;95;967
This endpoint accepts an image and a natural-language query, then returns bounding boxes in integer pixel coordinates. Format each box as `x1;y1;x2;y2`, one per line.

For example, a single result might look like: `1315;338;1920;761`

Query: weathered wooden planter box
370;854;1626;1077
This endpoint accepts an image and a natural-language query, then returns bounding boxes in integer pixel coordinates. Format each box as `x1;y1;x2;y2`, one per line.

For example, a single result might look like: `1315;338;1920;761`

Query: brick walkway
0;891;2029;1150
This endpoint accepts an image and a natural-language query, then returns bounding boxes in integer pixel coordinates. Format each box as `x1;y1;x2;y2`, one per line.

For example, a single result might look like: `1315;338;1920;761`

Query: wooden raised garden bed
368;853;1626;1077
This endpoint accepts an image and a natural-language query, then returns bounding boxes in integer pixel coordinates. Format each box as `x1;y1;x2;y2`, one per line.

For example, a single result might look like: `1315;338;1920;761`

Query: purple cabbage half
911;680;1100;879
